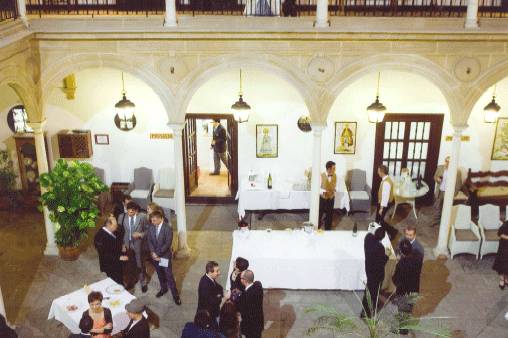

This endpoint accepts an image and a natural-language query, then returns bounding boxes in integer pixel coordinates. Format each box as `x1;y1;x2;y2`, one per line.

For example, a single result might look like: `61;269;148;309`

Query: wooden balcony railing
0;0;19;22
22;0;508;17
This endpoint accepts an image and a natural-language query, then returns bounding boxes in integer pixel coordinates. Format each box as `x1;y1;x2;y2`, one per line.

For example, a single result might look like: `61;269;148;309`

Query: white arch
0;64;40;121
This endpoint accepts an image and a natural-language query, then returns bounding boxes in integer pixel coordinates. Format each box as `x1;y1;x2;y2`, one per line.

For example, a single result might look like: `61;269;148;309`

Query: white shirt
245;282;253;291
102;227;116;239
439;169;448;192
128;318;141;331
154;222;162;238
380;176;391;208
206;274;216;284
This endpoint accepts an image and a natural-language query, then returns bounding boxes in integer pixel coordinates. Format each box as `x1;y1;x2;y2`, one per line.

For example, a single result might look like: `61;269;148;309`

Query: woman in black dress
493;221;508;289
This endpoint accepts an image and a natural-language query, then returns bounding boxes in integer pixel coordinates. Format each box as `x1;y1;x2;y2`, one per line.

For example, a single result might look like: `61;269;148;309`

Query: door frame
372;113;444;205
183;113;238;204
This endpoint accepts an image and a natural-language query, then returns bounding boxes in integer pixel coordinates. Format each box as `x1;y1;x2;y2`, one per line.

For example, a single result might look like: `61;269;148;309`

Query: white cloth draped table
226;230;393;290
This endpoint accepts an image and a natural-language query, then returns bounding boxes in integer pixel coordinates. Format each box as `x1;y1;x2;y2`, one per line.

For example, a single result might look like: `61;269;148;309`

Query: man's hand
104;323;113;330
119;255;128;261
378;207;383;216
132;232;142;239
436;177;442;183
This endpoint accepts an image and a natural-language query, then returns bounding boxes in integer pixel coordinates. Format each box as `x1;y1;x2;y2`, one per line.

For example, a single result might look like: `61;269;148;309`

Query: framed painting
256;124;278;158
334;122;357;154
491;117;508;160
94;134;109;145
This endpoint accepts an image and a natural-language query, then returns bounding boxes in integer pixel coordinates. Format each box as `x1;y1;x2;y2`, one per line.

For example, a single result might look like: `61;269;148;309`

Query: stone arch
173;54;317;123
40;54;176;121
328;54;463;123
0;64;40;122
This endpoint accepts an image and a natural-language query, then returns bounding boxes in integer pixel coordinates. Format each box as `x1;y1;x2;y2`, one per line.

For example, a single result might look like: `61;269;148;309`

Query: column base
433;246;449;260
44;243;59;256
174;232;191;259
313;20;330;28
464;19;479;29
20;16;30;28
163;18;177;27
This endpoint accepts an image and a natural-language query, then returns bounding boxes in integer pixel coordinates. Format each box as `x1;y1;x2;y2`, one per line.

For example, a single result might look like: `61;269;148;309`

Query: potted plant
39;159;108;260
0;150;18;209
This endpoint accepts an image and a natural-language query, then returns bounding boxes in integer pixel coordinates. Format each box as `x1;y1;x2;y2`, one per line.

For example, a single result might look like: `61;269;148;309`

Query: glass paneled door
372;114;444;204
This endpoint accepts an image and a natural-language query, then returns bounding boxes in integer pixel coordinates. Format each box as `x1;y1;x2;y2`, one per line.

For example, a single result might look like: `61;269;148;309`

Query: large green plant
0;150;17;193
39;159;108;248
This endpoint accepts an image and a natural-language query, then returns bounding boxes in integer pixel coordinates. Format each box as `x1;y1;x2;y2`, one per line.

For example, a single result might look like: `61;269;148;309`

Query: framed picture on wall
334;122;357;154
94;134;109;145
491;117;508;160
256;124;278;158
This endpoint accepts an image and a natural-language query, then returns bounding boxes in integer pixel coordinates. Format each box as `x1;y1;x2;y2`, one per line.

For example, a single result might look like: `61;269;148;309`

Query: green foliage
306;290;451;338
39;159;108;247
0;150;17;193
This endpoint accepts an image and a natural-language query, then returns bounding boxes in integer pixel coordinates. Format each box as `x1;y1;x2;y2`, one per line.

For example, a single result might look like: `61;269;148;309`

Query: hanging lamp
231;69;251;123
114;72;136;131
484;84;500;123
366;72;387;123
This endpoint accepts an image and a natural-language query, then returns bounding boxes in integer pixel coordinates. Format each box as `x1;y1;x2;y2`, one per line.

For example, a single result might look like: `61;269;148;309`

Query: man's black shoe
174;295;182;305
156;289;168;298
141;285;148;293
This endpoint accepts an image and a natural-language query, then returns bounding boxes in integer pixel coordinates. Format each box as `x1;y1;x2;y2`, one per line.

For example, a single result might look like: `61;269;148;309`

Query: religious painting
334;122;357;154
256;124;278;158
491;117;508;160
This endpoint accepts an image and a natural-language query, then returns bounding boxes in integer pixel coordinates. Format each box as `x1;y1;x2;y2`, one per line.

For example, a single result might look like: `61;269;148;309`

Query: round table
391;180;429;220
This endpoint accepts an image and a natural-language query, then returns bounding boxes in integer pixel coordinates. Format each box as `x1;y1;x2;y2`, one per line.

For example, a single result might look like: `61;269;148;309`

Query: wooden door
183;117;198;196
226;116;239;198
372;113;444;204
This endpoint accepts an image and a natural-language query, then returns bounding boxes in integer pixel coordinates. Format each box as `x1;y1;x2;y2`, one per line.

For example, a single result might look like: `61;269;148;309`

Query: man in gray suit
433;156;462;226
147;210;181;305
122;201;148;293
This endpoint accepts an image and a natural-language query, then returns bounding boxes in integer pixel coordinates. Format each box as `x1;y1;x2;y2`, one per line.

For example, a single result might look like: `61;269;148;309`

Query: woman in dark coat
493;221;508;289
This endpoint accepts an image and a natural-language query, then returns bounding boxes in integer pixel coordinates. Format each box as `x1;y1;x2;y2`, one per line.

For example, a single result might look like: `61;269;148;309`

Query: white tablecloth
226;230;393;290
48;278;136;335
236;178;350;218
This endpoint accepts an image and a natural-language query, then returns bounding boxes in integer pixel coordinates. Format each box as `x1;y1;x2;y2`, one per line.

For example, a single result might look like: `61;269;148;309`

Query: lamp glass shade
483;97;500;123
115;93;136;120
366;96;386;123
231;94;250;123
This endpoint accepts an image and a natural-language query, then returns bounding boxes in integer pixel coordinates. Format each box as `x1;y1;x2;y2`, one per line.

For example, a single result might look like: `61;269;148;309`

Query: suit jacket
147;222;173;259
122;212;148;254
79;308;113;335
238;281;264;337
392;253;423;294
364;233;388;284
197;275;224;319
94;228;123;275
212;124;227;153
121;317;150;338
434;165;462;197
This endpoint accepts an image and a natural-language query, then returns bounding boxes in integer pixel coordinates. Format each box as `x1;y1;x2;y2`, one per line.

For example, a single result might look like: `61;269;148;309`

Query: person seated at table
119;299;150;338
319;160;337;230
68;316;92;338
181;309;225;338
230;257;249;293
78;291;113;337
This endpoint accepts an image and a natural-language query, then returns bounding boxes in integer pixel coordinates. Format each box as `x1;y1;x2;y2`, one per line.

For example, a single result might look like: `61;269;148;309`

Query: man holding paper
147;210;181;305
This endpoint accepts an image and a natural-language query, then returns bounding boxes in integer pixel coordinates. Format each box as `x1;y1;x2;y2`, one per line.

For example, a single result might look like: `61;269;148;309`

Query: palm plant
306;289;451;338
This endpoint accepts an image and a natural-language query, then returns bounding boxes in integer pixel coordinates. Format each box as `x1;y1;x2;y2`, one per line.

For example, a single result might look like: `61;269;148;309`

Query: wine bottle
352;222;358;237
416;174;422;190
267;173;272;190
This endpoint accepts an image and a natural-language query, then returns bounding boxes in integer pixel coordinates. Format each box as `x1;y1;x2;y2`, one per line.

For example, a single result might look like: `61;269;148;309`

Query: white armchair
479;204;502;259
448;205;481;259
151;167;176;215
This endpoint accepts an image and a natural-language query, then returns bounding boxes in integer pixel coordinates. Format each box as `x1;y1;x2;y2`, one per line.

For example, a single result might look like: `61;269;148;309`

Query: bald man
238;270;264;338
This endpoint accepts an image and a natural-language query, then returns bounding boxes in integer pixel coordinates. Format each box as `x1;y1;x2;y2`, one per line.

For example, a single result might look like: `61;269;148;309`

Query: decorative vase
58;246;81;261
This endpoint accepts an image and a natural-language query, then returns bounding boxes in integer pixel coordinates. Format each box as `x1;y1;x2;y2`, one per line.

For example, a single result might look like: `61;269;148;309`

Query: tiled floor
1;204;508;337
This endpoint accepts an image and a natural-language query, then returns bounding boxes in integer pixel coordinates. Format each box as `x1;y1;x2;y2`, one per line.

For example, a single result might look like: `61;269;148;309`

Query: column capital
452;124;468;135
311;123;327;134
28;120;47;134
168;122;185;136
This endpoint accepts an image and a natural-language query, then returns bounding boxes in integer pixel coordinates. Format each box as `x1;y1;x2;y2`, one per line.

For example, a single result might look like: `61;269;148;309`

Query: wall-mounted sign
150;133;173;139
445;135;470;142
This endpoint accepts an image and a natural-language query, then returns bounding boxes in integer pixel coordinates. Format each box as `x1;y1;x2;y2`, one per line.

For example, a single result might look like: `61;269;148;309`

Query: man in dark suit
238;270;264;338
362;227;389;318
121;299;150;338
392;239;423;335
197;261;223;328
396;225;424;259
210;118;228;175
147;210;181;305
121;201;148;293
94;215;128;285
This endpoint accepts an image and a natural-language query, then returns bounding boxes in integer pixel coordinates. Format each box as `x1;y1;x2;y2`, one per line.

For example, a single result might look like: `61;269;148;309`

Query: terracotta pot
58;246;81;261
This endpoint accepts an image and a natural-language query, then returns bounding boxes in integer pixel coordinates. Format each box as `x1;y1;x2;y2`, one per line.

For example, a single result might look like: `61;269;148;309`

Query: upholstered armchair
478;204;502;259
347;169;371;214
128;167;153;210
448;204;481;259
151;167;176;215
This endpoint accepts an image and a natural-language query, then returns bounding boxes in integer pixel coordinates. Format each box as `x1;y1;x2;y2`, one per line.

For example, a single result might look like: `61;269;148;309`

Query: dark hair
122;194;132;202
235;257;249;272
325;161;336;170
126;201;140;211
88;291;103;304
405;225;417;234
206;261;219;274
213;118;220;123
150;210;164;220
399;239;413;256
194;309;212;329
219;301;240;338
374;227;386;241
378;165;388;175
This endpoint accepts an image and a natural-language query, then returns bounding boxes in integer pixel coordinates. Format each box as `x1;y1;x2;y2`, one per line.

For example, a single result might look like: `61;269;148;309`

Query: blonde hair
147;202;165;218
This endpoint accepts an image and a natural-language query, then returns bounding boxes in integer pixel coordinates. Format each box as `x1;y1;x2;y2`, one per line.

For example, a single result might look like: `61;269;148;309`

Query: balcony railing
23;0;508;17
0;0;19;22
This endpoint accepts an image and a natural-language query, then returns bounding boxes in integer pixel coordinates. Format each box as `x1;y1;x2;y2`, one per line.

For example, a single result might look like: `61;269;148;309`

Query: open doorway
183;114;238;203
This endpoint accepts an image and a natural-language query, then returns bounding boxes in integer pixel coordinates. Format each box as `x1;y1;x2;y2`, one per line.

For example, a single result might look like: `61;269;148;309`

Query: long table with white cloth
236;178;350;219
48;278;140;335
226;230;394;290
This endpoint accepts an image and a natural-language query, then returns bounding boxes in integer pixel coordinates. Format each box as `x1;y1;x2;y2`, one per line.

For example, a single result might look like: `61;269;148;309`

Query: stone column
30;121;58;256
309;124;326;227
0;285;5;319
315;0;329;28
16;0;29;27
434;125;466;258
465;0;479;29
168;123;190;258
164;0;177;27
